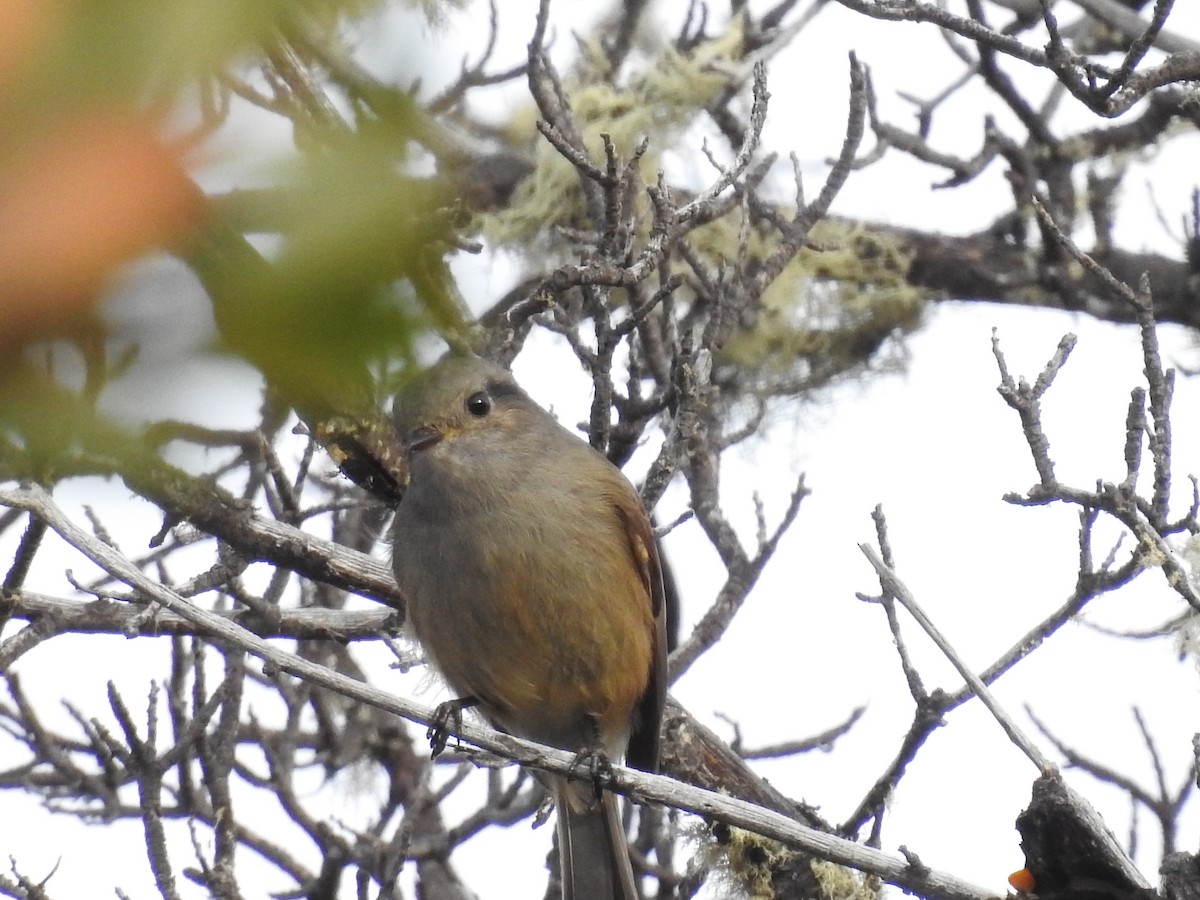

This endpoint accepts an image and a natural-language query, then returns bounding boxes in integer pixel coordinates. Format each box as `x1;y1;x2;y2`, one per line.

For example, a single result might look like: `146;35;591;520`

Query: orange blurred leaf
0;113;205;344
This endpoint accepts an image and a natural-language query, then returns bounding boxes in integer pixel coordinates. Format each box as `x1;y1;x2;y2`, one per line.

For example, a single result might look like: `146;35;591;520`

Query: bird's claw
568;745;615;803
427;697;477;758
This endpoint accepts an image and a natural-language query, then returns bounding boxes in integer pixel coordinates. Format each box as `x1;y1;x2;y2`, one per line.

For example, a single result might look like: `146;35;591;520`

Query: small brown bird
390;353;666;900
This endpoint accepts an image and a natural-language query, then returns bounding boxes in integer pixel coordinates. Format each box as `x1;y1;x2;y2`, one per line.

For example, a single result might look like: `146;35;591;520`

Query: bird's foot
427;696;477;758
568;744;616;805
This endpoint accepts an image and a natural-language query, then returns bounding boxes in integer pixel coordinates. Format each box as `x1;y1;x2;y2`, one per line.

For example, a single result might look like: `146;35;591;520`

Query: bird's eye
465;391;492;417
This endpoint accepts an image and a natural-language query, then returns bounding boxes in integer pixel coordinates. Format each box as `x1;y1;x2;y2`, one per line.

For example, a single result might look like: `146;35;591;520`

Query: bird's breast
392;468;654;756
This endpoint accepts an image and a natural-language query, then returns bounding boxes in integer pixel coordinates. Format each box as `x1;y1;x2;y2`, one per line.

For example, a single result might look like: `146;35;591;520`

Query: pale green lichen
718;827;799;899
716;219;926;380
478;19;746;246
811;859;884;900
703;825;885;900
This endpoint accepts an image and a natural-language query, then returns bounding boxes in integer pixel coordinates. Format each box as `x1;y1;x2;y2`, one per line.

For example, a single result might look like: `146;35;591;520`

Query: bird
390;352;667;900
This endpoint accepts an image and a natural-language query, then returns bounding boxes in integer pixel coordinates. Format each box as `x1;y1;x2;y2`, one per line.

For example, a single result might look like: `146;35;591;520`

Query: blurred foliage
0;0;462;487
195;122;461;423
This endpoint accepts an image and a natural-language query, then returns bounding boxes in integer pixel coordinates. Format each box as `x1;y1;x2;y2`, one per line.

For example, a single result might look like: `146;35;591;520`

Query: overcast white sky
2;2;1199;898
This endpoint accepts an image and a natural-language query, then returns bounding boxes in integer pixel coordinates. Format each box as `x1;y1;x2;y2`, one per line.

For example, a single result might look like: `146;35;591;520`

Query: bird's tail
554;777;639;900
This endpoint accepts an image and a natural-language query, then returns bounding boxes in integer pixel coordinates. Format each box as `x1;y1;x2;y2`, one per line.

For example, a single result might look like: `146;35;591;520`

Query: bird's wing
616;500;667;774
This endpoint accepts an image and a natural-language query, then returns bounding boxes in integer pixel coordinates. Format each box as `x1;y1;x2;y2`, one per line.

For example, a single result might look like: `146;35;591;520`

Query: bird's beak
405;424;443;454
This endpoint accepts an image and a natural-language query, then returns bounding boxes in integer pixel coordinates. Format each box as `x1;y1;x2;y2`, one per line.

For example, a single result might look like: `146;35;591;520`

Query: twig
859;544;1052;771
